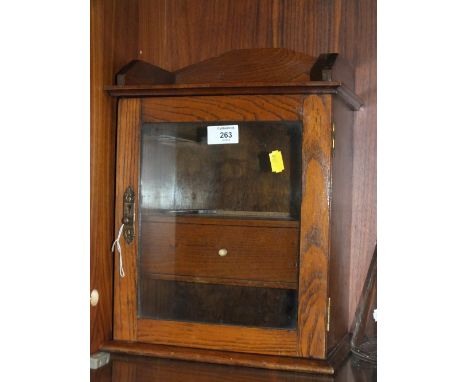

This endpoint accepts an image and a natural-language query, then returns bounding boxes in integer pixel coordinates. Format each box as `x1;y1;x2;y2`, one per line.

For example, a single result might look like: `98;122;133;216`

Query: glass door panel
138;121;302;329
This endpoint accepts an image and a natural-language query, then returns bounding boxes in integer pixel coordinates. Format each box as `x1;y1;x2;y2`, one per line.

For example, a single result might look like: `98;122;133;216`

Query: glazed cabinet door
113;95;331;358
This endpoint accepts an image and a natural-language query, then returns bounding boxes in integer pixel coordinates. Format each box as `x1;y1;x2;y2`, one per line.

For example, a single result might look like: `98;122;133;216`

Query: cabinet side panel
113;98;141;341
298;95;332;359
327;98;353;351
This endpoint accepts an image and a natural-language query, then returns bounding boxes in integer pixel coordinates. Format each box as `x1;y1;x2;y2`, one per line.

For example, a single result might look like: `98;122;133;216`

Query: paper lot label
207;125;239;145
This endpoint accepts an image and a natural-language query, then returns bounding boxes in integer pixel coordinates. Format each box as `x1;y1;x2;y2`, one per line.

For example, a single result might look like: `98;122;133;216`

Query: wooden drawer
140;216;299;289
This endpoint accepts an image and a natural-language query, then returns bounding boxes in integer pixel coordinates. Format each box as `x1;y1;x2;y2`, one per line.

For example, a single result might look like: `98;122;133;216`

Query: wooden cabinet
102;49;362;374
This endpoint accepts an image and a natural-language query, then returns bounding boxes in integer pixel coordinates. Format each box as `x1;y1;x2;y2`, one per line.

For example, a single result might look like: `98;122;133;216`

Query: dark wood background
91;0;376;353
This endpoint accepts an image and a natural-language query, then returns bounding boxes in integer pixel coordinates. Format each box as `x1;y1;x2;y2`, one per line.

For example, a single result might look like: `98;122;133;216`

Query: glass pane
140;279;297;329
138;121;301;329
139;121;302;219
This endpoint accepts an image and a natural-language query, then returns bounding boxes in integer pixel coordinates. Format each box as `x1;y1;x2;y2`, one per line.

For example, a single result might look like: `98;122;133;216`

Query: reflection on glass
140;279;297;329
138;121;302;329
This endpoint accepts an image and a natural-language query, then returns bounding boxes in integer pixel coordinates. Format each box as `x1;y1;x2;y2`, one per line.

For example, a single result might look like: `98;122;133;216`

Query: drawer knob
218;248;228;257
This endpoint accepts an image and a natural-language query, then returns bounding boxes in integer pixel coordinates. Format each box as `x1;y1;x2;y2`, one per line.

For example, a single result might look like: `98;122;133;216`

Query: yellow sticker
269;150;285;173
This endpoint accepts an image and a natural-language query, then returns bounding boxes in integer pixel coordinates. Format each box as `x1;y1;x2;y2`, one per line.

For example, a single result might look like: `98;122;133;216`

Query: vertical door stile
113;98;141;341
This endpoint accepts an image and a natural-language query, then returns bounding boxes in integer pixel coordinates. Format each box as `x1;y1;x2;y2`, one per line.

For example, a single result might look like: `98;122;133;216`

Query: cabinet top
105;48;363;110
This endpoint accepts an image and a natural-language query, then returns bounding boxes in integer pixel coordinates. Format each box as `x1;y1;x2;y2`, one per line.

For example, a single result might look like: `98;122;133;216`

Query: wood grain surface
116;60;175;85
91;0;140;353
141;214;299;228
109;355;333;381
111;360;137;382
93;343;377;381
107;82;362;110
348;0;377;326
137;0;276;71
92;0;376;352
137;319;297;356
140;273;295;290
175;48;316;83
297;95;332;359
111;0;139;75
142;95;303;122
90;0;116;353
102;341;336;375
327;97;354;350
113;98;141;341
112;94;306;356
134;0;377;326
140;220;299;286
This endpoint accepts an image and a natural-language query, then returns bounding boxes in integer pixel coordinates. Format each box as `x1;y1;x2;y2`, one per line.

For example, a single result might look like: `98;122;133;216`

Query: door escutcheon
122;186;135;244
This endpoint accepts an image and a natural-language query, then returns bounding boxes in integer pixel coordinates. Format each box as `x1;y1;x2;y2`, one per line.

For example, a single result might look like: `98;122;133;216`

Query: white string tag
111;224;125;278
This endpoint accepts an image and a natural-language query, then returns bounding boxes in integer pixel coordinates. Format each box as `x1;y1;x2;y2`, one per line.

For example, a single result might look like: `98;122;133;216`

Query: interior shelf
141;272;298;290
140;211;300;228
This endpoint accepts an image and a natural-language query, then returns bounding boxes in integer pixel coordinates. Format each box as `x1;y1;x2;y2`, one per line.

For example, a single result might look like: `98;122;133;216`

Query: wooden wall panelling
348;0;377;327
274;0;335;55
280;0;377;327
112;0;140;75
280;0;377;325
91;0;140;353
138;0;276;71
90;0;116;354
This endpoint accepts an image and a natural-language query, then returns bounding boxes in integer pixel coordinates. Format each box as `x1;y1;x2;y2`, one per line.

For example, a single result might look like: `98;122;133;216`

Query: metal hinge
326;297;331;332
331;123;335;157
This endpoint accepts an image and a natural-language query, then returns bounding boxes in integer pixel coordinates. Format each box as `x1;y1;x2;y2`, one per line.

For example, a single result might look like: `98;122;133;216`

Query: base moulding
101;334;350;375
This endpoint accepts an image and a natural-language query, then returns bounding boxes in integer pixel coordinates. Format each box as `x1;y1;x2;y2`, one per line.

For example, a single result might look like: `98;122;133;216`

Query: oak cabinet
102;49;362;374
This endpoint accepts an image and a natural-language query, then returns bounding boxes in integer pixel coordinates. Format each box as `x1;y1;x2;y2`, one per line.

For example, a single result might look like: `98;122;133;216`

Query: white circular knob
218;248;228;257
90;289;99;306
